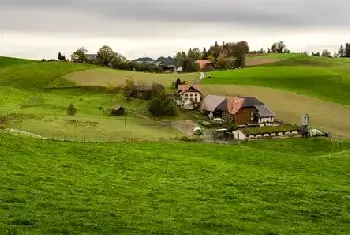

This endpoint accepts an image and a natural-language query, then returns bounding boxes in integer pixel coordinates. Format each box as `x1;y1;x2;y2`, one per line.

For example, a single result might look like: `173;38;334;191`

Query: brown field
245;58;281;67
65;68;199;86
199;84;350;138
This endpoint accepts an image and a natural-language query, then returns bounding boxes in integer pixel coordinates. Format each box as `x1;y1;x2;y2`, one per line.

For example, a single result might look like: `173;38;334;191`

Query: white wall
181;92;201;102
259;117;275;124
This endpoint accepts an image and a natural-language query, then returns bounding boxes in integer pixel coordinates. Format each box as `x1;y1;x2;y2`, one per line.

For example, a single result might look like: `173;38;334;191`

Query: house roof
226;97;244;115
241;97;264;107
195;60;215;70
255;105;276;117
201;95;227;112
178;85;200;94
112;105;123;111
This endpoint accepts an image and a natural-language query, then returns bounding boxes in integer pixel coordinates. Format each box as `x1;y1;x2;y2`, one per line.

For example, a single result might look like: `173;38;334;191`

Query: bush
106;82;118;93
0;116;10;129
66;103;77;116
148;95;177;117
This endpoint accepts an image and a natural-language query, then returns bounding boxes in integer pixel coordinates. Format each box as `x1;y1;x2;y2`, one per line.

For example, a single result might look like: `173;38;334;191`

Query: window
185;94;188;97
189;98;193;101
190;94;193;97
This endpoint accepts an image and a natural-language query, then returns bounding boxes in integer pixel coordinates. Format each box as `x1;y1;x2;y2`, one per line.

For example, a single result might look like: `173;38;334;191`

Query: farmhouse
195;60;215;71
227;97;276;125
177;85;202;109
201;95;276;125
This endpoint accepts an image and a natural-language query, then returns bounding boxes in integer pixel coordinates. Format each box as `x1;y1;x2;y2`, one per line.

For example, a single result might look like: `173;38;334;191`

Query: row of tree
70;46;164;73
174;41;250;71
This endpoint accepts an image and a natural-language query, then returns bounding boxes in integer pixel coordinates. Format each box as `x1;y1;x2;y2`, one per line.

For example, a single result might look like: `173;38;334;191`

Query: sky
0;0;349;60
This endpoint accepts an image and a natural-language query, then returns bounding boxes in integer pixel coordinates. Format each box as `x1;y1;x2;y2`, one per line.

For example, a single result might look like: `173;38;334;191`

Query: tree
215;56;228;69
123;77;136;99
321;49;331;57
97;45;116;66
66;103;77;116
148;94;177;117
201;48;209;60
338;45;345;57
267;48;271;53
345;43;350;57
58;52;62;61
271;41;286;53
71;47;88;63
187;48;202;61
110;52;127;69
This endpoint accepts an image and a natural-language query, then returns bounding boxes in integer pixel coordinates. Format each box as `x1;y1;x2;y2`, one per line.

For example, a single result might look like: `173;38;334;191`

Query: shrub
148;94;177;117
0;116;10;129
66;103;77;116
106;82;118;93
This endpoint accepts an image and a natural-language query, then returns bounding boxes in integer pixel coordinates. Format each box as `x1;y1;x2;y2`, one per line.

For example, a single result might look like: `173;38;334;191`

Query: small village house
177;85;202;109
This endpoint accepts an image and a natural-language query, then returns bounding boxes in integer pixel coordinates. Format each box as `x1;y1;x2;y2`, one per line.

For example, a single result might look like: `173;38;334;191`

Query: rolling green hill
204;57;350;105
0;56;35;69
0;135;349;234
0;62;93;89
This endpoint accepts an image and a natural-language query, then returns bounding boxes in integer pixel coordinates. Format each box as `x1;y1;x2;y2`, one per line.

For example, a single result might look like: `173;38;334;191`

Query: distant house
201;95;276;125
177;85;201;109
110;105;125;116
195;60;215;71
86;54;97;62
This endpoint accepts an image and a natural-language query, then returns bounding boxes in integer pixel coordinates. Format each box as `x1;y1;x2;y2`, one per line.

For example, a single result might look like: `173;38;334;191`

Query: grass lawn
0;135;349;234
204;57;350;105
65;68;199;87
0;56;35;69
0;62;93;89
0;87;183;142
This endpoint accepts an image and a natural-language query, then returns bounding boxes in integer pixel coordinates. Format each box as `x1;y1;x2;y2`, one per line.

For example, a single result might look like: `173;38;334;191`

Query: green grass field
0;135;349;234
0;56;35;69
0;62;92;89
204;57;350;105
0;87;183;142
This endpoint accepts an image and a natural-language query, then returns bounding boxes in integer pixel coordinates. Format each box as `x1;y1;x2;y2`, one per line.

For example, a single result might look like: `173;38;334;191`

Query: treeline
174;41;249;71
70;46;164;73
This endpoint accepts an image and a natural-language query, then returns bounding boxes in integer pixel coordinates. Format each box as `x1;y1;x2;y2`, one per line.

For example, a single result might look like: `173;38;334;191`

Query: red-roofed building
176;85;202;109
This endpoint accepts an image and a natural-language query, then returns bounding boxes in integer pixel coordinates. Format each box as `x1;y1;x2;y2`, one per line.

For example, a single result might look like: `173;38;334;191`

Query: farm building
178;85;201;102
201;95;276;125
110;105;125;116
200;95;227;116
226;97;275;125
195;60;215;71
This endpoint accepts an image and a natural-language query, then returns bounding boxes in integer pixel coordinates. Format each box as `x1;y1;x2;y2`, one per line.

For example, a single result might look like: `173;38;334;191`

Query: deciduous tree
71;47;88;63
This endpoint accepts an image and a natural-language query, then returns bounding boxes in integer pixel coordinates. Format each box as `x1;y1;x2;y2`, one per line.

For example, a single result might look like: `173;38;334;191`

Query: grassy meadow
0;56;35;69
0;87;183;142
0;62;92;89
0;135;349;234
65;68;199;87
204;57;350;105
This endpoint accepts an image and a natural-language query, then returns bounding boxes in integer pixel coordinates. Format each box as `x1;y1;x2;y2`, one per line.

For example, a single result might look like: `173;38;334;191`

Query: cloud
1;0;350;37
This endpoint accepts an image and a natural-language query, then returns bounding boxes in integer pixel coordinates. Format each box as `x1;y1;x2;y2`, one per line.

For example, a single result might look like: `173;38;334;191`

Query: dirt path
171;120;198;136
199;84;350;138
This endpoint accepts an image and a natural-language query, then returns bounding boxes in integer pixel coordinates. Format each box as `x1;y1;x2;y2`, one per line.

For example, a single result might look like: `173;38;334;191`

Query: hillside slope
204;57;350;105
0;135;349;234
0;62;93;89
0;56;34;69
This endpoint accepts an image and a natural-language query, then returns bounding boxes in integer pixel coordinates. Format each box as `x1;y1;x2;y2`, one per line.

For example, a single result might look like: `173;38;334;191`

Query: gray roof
242;97;264;107
255;105;276;117
201;95;227;112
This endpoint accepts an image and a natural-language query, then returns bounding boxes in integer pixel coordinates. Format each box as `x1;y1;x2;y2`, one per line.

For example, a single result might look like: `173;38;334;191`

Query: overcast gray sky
0;0;349;59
